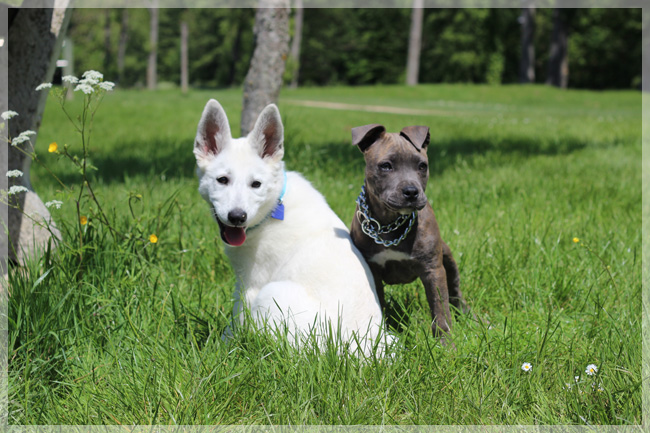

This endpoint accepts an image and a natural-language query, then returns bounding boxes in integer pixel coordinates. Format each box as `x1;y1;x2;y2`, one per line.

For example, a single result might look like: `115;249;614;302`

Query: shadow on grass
59;133;596;185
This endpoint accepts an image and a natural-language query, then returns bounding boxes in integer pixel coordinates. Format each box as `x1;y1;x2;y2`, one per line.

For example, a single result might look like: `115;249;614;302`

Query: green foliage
10;84;641;424
65;8;641;90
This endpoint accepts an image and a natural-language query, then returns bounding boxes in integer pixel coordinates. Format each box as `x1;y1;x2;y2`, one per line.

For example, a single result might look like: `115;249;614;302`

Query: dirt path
282;99;456;117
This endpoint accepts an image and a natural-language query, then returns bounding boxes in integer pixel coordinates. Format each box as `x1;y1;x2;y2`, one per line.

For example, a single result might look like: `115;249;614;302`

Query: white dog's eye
251;180;262;189
217;176;229;185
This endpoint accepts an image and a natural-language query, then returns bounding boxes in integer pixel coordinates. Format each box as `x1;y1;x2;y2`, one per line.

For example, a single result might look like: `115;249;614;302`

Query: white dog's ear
194;99;231;162
249;104;284;161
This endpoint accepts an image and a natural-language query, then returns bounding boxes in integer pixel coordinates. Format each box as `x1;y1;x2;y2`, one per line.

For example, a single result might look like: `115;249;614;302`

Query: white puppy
194;99;390;355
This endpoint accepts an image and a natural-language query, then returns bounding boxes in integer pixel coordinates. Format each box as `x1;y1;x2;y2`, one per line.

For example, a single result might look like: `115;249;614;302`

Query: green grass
9;84;642;425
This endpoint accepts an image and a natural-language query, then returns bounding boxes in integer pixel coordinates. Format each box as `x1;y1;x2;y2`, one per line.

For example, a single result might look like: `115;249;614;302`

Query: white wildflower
585;364;598;376
45;200;63;209
62;75;79;84
82;70;103;81
8;185;28;195
11;136;28;146
6;170;23;178
79;77;99;86
521;362;532;372
1;110;18;120
98;81;115;91
35;82;52;91
11;130;36;146
74;84;95;95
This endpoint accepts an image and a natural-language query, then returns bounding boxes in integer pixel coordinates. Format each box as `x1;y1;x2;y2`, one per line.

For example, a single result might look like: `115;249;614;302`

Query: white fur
194;100;391;355
369;250;412;267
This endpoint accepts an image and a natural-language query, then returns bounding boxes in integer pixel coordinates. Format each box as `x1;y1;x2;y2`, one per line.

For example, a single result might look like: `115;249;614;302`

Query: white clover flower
45;200;63;209
521;362;532;372
74;84;95;95
98;81;115;91
8;185;28;195
35;82;52;91
585;364;598;376
1;110;18;120
82;70;103;81
6;170;23;178
62;75;79;84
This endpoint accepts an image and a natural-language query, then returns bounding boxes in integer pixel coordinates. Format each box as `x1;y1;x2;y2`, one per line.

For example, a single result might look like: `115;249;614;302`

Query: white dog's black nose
402;185;419;201
228;209;247;225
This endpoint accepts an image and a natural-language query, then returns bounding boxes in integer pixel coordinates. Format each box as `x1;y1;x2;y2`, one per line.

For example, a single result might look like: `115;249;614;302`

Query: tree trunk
180;20;189;94
519;3;535;83
642;9;649;92
228;13;244;87
103;8;112;77
147;1;159;91
241;0;290;136
546;8;569;88
3;2;73;270
406;0;423;86
117;8;128;85
289;0;303;89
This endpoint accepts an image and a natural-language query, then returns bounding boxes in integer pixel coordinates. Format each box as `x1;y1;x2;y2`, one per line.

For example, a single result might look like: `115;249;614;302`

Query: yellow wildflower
80;215;88;225
48;142;58;153
572;237;580;243
149;234;158;244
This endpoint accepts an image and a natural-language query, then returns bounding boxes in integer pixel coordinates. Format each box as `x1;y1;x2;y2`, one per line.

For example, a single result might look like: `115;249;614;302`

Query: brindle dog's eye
251;180;262;188
419;162;428;171
217;176;229;185
379;162;393;171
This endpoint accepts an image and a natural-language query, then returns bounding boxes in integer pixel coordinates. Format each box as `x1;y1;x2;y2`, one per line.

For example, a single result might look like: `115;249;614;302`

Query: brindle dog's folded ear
400;126;430;151
351;124;386;152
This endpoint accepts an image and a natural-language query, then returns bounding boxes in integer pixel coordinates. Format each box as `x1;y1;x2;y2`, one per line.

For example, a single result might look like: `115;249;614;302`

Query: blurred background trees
63;7;642;91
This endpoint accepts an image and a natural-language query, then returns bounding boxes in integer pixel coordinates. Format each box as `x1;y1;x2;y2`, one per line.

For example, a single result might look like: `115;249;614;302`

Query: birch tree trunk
147;1;159;91
546;8;569;89
3;1;72;270
289;0;303;89
519;3;535;83
406;0;423;86
241;0;290;136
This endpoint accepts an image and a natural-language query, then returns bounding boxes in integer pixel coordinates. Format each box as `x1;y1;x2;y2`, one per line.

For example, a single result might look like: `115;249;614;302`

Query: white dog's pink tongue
224;226;246;246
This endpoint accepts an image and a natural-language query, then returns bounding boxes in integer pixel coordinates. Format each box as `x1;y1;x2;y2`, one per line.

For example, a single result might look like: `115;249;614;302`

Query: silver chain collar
355;184;416;247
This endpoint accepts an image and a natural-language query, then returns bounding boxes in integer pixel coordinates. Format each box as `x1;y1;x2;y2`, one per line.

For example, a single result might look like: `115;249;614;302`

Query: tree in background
519;1;535;83
147;1;159;90
180;18;189;94
546;8;570;88
406;0;424;86
65;8;641;91
241;0;290;136
117;9;129;85
103;9;112;77
288;0;303;89
420;9;520;85
567;8;642;89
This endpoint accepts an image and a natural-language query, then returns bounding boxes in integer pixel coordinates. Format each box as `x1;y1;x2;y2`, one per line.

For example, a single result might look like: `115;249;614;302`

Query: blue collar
270;171;287;220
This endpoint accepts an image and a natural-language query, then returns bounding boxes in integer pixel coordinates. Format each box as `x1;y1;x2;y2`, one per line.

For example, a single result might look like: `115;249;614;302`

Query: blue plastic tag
271;202;284;220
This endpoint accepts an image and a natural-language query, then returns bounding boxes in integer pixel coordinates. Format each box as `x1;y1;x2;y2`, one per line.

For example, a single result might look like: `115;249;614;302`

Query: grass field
8;84;642;425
